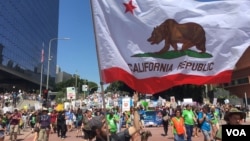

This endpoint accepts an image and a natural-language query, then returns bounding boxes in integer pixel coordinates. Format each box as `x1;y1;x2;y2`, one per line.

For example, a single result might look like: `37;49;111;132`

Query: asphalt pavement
11;117;249;141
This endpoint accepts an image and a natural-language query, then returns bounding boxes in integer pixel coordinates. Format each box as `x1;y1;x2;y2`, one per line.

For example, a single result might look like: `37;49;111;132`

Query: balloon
23;105;28;110
55;104;64;111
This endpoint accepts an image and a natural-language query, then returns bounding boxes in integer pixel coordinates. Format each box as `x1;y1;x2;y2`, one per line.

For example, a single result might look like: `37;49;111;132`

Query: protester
57;110;67;139
198;105;212;141
75;108;83;138
192;106;200;137
0;115;5;141
88;92;147;141
107;110;119;139
139;106;145;129
82;109;94;141
170;108;186;141
182;104;196;141
215;107;245;141
29;111;37;133
8;109;21;141
37;108;50;141
210;105;219;140
115;107;123;133
49;110;57;134
65;109;74;132
161;106;170;136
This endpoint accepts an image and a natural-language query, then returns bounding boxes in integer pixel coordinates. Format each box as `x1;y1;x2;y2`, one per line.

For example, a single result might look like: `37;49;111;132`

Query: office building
55;65;72;84
0;0;59;92
222;47;250;98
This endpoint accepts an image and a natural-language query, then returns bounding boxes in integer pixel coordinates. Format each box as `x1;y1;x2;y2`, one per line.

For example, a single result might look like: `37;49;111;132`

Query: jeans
174;134;185;141
185;124;194;141
202;129;211;141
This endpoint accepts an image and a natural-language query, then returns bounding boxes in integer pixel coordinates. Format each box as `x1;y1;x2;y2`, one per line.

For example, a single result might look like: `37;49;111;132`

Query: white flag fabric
91;0;250;94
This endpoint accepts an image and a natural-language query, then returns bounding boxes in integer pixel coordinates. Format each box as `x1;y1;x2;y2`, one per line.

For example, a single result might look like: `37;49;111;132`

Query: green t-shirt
182;109;195;125
107;114;117;133
211;111;219;124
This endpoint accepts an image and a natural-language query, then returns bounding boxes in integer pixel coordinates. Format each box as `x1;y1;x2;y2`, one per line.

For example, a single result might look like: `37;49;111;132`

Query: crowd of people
159;103;248;141
0;92;152;141
0;91;248;141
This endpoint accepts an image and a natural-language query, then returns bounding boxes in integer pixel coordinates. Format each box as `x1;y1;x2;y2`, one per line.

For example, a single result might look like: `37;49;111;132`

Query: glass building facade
0;0;59;92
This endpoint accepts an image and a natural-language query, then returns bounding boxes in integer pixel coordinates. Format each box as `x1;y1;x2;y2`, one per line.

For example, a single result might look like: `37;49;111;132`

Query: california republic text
128;61;214;73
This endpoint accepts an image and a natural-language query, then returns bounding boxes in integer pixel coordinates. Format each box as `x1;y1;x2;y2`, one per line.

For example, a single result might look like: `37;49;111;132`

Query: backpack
171;117;185;135
40;115;50;128
163;115;169;121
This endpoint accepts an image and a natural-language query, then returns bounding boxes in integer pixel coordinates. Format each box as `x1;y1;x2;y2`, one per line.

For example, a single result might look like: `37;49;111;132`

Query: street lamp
46;37;70;90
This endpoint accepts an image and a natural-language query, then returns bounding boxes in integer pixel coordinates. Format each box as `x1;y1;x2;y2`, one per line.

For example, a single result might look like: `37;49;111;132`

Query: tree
55;78;98;92
106;81;204;103
54;78;98;100
105;81;134;96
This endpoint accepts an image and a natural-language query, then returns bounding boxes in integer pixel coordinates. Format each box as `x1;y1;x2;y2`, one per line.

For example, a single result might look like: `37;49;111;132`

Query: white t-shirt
3;106;9;114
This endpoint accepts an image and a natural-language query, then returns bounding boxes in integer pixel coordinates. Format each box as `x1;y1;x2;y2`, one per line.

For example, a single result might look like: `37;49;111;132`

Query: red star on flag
123;0;136;14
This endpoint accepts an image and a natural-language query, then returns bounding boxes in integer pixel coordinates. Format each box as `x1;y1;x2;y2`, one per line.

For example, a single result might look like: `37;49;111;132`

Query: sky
57;0;101;86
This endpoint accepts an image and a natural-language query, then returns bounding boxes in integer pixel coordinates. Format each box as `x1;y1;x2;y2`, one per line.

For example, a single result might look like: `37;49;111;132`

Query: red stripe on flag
101;67;232;94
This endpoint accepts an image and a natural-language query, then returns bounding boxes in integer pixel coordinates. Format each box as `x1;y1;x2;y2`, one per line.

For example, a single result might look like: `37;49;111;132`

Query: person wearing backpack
170;108;186;141
37;108;51;141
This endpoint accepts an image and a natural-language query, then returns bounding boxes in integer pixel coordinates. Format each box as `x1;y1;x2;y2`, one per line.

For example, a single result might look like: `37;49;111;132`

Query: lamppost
46;37;70;90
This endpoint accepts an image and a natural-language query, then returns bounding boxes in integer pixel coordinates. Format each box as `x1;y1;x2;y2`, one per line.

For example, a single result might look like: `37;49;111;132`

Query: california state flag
91;0;250;94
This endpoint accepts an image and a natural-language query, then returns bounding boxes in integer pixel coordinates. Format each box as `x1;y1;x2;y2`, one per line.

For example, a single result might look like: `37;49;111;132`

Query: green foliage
54;78;98;101
132;49;213;59
55;78;98;93
55;91;66;103
105;81;134;96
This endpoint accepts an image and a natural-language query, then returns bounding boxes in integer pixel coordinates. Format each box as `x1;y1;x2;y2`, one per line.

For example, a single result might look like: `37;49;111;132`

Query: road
10;119;250;141
22;127;205;141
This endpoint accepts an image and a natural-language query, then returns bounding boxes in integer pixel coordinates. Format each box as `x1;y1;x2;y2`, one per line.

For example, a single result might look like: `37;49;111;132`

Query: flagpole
89;0;109;140
39;43;44;98
245;92;248;109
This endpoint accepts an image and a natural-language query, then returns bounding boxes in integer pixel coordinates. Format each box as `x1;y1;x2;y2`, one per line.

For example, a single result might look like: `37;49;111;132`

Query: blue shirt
198;112;211;131
139;109;145;120
65;111;73;120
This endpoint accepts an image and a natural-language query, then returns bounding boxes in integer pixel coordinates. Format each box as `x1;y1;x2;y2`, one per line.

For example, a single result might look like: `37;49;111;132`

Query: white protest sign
66;87;76;100
122;98;131;113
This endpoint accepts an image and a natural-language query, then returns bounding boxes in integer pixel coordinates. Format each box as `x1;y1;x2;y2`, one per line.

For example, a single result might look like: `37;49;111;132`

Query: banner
91;0;250;94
